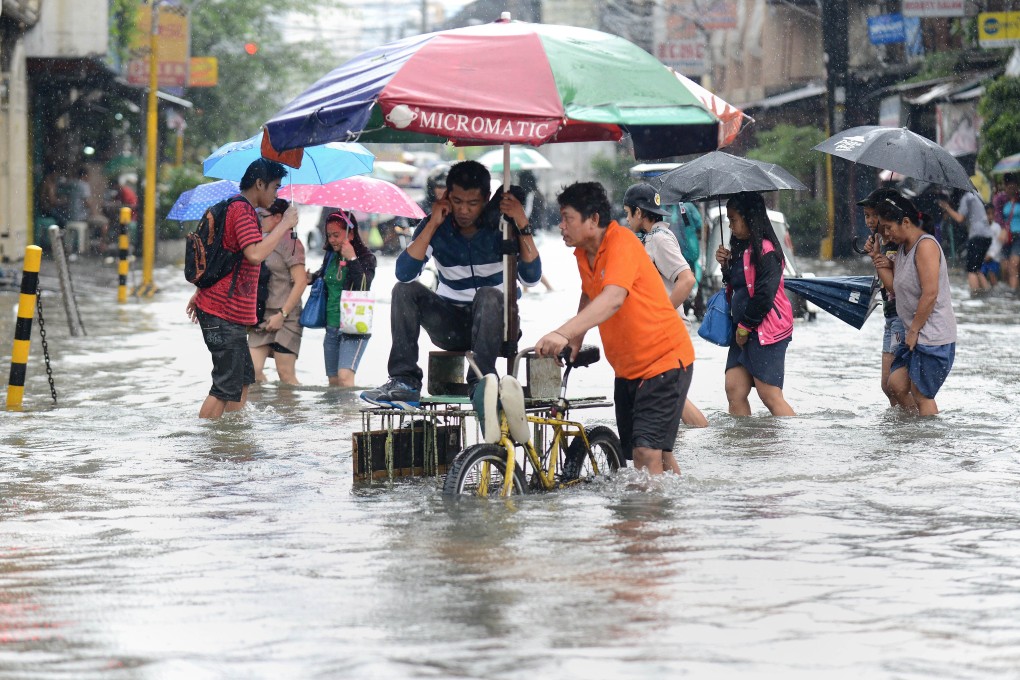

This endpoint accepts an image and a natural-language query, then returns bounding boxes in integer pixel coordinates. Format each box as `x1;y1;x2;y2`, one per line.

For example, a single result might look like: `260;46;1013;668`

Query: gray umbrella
651;151;808;204
813;126;974;191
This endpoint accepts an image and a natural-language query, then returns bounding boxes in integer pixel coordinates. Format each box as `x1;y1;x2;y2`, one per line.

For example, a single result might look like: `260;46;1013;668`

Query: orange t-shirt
574;221;694;379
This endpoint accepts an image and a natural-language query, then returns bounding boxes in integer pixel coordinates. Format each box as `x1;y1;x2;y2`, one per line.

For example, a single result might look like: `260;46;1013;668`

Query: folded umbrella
652;151;807;204
288;175;426;219
203;130;374;185
813;126;974;191
166;179;239;220
784;275;880;330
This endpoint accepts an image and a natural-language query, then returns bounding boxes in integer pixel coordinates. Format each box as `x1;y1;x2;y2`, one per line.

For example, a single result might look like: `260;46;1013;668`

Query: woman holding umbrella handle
714;192;795;417
875;194;956;416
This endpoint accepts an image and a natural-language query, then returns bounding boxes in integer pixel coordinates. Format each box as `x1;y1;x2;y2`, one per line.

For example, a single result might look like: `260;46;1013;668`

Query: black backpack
184;195;249;294
255;263;271;323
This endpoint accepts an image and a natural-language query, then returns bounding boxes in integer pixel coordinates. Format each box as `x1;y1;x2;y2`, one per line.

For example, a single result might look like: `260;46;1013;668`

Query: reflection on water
1;246;1020;679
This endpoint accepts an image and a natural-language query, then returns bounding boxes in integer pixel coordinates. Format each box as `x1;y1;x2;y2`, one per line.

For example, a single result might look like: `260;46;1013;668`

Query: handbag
299;277;327;329
698;289;733;347
339;286;374;335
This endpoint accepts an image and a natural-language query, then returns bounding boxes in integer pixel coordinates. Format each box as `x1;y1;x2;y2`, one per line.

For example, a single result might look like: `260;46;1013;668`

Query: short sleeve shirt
641;223;690;298
958;192;992;239
575;221;695;380
265;235;306;310
194;199;263;325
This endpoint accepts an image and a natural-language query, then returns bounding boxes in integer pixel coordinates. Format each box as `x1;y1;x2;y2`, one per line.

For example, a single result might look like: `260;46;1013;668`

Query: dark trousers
388;282;512;389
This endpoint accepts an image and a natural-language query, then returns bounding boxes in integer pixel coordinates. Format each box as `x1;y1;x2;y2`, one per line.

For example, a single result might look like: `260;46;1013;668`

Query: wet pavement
1;233;1019;679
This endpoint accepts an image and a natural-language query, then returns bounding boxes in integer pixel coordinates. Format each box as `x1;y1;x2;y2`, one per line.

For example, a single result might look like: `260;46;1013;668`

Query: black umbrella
784;275;881;330
651;151;808;204
813;126;974;191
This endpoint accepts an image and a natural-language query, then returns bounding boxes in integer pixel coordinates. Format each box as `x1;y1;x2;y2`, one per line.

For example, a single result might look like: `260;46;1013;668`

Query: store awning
739;83;825;111
904;71;998;106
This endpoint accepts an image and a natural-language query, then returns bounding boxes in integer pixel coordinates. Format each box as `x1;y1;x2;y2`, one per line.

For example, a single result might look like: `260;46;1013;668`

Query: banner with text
126;3;191;88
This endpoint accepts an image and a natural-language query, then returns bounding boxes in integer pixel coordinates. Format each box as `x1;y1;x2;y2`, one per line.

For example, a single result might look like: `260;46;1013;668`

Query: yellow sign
126;3;191;88
188;57;218;87
979;12;1020;48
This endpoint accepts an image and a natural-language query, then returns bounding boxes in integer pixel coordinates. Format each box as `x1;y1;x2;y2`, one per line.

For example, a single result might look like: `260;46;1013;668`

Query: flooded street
2;233;1020;679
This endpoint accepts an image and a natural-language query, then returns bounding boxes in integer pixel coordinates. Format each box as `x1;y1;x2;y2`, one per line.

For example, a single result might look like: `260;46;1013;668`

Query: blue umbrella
167;179;239;220
203;130;374;185
784;275;880;330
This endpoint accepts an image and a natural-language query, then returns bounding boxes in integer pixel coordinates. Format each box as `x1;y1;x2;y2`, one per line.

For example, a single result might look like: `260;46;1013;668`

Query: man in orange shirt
535;182;695;475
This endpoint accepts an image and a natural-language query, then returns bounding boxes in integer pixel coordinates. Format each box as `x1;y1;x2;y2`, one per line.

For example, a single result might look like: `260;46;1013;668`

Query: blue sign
868;13;906;45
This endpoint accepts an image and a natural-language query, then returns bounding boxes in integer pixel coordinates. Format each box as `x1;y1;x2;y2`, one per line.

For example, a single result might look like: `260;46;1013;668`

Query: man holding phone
360;160;542;409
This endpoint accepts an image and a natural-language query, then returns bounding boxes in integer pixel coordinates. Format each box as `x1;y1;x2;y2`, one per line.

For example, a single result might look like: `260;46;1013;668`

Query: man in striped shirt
361;160;542;409
186;159;298;419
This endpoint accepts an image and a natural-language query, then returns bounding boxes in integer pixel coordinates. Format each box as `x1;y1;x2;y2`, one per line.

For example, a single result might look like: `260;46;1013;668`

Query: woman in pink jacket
715;192;796;416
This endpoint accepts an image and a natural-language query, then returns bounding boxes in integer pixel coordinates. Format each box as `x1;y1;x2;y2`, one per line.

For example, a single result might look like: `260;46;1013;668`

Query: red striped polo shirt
193;198;263;325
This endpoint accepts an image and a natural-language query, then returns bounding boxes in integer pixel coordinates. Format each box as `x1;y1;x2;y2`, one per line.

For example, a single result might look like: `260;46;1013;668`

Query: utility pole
821;0;850;259
138;0;162;297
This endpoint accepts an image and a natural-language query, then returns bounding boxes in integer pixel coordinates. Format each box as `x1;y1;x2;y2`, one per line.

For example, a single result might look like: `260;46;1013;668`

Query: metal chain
35;294;58;405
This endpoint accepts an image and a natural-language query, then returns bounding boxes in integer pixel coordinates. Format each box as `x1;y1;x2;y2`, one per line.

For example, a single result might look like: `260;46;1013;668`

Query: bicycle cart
353;346;622;496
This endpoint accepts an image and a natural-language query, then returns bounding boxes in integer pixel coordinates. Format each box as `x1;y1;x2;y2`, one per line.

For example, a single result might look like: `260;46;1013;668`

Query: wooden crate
352;421;462;481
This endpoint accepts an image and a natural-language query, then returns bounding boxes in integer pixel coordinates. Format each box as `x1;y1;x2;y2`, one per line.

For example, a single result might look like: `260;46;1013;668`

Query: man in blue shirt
361;160;542;409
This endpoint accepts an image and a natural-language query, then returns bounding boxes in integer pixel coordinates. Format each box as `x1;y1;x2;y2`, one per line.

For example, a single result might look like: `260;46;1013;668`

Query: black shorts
614;364;693;460
198;310;255;402
966;237;992;273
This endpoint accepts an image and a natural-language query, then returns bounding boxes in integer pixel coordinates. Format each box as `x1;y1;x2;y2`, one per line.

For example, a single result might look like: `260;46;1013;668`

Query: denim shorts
198;310;255;402
323;326;371;377
1010;236;1020;258
883;315;906;354
891;341;956;399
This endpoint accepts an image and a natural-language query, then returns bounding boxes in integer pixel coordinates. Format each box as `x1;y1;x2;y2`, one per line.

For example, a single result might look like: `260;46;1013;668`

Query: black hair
324;210;365;252
445;160;490;196
875;192;935;234
725;192;783;266
557;181;612;228
266;198;289;215
239;158;287;191
622;201;661;224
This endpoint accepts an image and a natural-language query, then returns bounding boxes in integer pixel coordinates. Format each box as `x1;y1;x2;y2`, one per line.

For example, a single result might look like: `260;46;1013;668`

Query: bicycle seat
565;345;600;369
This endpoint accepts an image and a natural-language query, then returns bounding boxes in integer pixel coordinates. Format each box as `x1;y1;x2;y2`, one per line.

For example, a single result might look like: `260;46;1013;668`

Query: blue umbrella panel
784;275;881;330
167;180;240;220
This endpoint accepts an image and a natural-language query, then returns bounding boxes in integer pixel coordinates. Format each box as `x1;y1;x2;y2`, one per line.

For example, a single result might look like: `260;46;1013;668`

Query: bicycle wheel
563;426;623;482
442;444;527;497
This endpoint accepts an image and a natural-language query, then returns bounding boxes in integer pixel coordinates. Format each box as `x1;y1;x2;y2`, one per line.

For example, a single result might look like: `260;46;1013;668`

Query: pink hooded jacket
741;239;793;346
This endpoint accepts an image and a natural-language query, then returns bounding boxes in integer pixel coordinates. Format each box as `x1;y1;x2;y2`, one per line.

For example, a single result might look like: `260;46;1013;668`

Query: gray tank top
894;234;956;345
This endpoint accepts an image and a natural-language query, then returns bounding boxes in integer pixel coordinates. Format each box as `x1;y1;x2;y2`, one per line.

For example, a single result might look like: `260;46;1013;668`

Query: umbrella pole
502;143;519;365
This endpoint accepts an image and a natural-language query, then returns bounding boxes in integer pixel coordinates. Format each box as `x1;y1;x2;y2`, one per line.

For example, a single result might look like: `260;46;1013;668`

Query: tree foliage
181;0;334;159
977;76;1020;174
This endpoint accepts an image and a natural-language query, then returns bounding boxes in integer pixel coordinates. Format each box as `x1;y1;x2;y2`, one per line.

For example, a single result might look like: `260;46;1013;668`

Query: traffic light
244;42;258;55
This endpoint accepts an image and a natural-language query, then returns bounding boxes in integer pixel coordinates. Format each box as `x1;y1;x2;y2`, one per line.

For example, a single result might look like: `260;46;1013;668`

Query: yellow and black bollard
7;245;42;410
118;206;131;303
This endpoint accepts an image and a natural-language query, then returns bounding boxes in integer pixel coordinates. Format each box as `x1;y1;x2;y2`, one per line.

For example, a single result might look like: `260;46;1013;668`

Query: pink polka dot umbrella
286;175;425;219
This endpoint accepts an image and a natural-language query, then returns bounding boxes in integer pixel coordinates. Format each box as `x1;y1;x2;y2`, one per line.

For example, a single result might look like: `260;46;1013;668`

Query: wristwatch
280;309;289;319
518;223;533;236
736;327;749;337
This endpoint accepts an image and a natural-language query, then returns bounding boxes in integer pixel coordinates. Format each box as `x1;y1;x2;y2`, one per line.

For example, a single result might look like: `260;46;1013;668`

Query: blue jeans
324;326;370;377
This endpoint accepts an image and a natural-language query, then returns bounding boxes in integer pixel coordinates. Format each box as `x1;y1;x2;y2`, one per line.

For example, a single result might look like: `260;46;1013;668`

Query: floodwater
2;234;1019;679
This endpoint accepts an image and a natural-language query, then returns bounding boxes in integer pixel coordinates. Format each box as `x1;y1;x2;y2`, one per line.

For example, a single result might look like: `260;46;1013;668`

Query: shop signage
657;0;708;76
868;14;906;45
902;1;965;18
188;57;218;87
126;3;191;88
978;12;1020;48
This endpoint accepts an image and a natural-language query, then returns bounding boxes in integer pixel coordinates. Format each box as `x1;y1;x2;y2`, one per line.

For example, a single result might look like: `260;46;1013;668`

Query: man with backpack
185;158;297;419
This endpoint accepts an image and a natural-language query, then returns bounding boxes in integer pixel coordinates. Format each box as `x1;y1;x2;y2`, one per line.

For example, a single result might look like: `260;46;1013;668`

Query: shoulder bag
698;289;733;347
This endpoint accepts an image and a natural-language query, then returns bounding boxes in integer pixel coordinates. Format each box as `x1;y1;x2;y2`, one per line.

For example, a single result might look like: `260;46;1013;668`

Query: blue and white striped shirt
395;214;542;303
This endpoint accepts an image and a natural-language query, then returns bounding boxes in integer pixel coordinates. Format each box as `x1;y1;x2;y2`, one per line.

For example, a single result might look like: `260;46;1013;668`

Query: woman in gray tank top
874;194;957;416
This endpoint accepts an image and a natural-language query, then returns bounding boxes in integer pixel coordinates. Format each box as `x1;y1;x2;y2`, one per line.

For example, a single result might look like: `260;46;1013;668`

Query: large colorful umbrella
671;69;751;149
263;15;728;359
288;176;425;219
203;131;374;186
814;126;974;191
166;179;239;220
476;147;552;173
262;17;723;160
